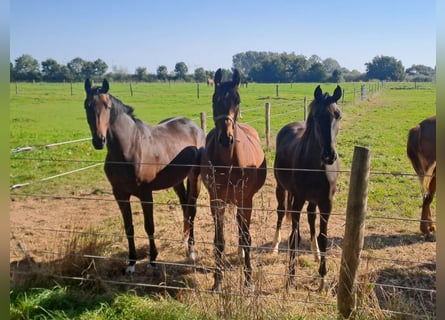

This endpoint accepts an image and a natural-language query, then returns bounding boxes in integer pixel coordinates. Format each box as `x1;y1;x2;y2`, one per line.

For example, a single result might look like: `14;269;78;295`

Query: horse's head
309;85;342;165
212;68;241;148
84;78;112;150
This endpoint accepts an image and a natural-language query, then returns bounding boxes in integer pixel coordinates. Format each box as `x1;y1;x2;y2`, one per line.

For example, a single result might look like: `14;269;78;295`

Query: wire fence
9;83;436;318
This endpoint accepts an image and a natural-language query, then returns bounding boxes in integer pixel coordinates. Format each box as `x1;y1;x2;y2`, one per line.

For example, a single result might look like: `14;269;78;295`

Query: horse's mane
109;94;145;129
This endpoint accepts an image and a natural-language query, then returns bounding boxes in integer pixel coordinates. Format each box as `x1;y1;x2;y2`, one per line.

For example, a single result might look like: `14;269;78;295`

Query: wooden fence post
70;82;73;96
197;83;200;99
129;82;133;96
265;102;271;150
200;112;206;132
360;85;366;101
303;96;307;121
337;146;371;319
276;84;279;97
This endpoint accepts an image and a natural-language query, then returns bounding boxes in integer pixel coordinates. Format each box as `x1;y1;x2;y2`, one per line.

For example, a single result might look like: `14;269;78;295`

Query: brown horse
273;85;342;291
200;69;267;292
84;79;205;274
407;115;436;238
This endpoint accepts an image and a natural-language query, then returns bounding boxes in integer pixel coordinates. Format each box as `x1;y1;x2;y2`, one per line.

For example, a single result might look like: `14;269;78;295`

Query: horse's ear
333;85;342;102
314;85;323;100
101;79;109;93
232;69;240;87
84;78;92;93
214;68;222;87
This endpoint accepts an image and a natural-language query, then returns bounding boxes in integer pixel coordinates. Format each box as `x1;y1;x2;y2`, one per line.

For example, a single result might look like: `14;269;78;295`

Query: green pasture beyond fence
10;80;383;190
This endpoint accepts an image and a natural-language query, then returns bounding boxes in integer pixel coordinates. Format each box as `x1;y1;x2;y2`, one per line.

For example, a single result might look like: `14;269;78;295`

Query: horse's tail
407;125;423;178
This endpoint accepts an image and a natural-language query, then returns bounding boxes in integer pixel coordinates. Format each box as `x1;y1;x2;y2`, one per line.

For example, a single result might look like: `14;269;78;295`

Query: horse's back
131;117;205;188
419;116;436;162
407;115;436;175
274;121;305;170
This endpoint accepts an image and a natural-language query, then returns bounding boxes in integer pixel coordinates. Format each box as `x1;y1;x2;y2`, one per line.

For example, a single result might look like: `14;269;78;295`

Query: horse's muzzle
219;134;234;148
322;150;337;165
92;136;106;150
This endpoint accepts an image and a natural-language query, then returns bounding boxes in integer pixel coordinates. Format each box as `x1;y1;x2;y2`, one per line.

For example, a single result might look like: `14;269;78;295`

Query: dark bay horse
200;69;267;292
273;85;342;291
84;79;205;274
407;115;436;238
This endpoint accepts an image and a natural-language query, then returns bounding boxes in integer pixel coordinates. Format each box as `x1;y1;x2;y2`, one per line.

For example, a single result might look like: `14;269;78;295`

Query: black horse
273;85;342;291
84;79;205;274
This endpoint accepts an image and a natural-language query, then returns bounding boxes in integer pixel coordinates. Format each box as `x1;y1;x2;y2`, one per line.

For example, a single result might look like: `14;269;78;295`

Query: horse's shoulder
236;123;261;142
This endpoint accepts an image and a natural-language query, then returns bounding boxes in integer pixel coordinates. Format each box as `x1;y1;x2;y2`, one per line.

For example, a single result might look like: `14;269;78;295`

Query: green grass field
10;80;436;319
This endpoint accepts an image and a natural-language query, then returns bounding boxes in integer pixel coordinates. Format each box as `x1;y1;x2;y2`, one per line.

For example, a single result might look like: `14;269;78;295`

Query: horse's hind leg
173;178;198;261
421;175;436;238
273;184;286;253
307;202;320;262
287;198;304;289
140;191;158;269
114;191;137;274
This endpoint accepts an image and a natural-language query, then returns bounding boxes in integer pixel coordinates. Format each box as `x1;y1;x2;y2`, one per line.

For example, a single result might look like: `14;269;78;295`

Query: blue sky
10;0;436;74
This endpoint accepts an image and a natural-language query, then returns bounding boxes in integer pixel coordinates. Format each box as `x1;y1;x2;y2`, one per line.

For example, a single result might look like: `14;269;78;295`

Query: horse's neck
107;112;142;159
297;125;324;168
232;124;263;167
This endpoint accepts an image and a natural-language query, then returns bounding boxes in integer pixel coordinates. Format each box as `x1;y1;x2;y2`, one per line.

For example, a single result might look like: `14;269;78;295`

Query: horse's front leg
317;202;332;292
140;191;158;269
114;191;137;274
272;184;286;254
287;198;303;290
211;199;225;293
307;202;320;262
237;202;254;290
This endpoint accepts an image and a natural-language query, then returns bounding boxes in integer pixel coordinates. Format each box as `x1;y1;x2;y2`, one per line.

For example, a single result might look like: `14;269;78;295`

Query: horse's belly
202;167;264;204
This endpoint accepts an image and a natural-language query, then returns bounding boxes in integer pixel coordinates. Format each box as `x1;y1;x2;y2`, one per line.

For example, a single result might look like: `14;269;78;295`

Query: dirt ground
10;172;436;317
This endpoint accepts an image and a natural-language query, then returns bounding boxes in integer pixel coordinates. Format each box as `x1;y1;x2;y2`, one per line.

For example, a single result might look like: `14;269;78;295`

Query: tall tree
14;54;41;81
93;59;108;76
174;62;188;80
157;65;168;81
365;55;405;81
67;57;86;81
305;62;328;82
193;67;207;82
41;58;63;82
135;67;147;81
323;58;341;74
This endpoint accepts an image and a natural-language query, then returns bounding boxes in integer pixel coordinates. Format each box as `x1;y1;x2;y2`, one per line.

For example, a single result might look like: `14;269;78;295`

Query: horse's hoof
424;232;436;242
286;279;296;291
122;265;135;275
238;247;245;260
317;277;327;293
212;283;222;294
244;282;255;292
186;248;197;262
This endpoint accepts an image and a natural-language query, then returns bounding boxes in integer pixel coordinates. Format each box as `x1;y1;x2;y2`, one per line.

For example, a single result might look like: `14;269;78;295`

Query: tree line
10;52;435;83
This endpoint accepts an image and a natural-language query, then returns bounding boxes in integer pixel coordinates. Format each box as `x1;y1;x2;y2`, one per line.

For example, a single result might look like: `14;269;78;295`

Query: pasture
10;81;436;319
